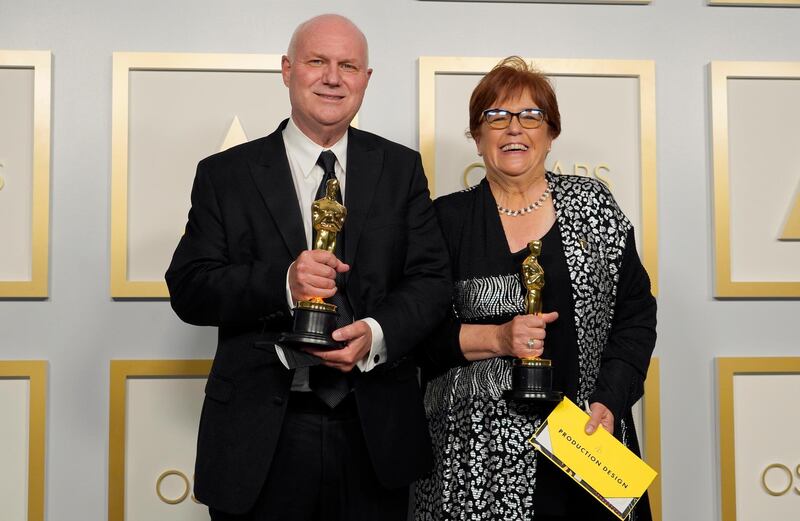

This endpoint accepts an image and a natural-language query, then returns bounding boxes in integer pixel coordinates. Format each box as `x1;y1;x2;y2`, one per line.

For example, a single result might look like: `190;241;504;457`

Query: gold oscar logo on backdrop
761;463;800;497
549;161;612;190
462;160;613;190
155;469;202;505
0;160;5;191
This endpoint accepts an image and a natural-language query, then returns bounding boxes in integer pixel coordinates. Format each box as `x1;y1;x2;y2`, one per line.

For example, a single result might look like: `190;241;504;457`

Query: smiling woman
415;57;657;521
468;57;561;249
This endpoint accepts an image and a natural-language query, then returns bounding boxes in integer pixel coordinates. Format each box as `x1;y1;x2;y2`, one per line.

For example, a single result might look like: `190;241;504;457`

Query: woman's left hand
585;402;614;435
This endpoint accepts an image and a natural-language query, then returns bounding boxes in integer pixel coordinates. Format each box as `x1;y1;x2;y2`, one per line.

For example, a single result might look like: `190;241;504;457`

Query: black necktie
315;150;341;203
310;150;354;408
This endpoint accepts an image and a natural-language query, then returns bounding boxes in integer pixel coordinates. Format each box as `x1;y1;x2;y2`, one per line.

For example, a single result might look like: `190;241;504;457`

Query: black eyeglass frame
481;108;547;130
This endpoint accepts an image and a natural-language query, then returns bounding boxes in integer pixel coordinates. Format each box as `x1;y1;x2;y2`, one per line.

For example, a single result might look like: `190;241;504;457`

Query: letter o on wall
462;162;485;189
761;463;793;497
156;469;191;504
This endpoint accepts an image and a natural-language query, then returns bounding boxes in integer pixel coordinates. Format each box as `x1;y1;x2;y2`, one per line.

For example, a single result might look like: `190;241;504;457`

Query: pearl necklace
496;182;552;217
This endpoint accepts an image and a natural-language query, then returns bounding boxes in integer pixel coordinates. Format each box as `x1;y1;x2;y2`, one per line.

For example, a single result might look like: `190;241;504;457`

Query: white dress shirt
277;118;387;389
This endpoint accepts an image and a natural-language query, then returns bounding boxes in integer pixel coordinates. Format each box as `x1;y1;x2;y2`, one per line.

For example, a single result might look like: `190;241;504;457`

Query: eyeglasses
482;108;546;130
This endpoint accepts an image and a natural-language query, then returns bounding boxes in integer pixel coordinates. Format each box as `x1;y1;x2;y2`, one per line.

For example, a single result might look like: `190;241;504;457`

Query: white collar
283;118;349;178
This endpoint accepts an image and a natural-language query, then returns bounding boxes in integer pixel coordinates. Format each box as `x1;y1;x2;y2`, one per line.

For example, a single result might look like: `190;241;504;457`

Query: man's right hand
288;250;350;303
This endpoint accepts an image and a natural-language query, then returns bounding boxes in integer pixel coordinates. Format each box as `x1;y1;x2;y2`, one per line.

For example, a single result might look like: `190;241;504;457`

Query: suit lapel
248;121;307;258
343;128;383;267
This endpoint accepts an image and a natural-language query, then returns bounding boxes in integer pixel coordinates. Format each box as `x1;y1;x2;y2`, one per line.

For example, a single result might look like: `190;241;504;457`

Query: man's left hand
302;320;372;373
585;402;614;435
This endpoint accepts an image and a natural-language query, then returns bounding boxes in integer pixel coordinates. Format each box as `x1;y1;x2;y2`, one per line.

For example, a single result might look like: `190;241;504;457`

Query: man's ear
281;55;291;87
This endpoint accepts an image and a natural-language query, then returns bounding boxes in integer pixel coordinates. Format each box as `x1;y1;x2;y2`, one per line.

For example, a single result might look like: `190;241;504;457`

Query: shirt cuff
274;344;290;369
357;317;387;372
285;262;296;313
278;264;296;367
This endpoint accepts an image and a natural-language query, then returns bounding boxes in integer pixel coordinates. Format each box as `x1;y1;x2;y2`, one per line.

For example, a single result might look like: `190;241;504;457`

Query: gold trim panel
717;357;800;521
110;52;361;298
0;361;48;521
644;357;661;521
108;359;212;521
0;51;51;298
420;0;651;3
710;61;800;297
419;57;658;295
110;53;283;298
709;0;800;5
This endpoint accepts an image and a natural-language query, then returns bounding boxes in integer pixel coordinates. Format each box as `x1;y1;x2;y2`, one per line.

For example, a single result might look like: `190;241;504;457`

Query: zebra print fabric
452;274;525;322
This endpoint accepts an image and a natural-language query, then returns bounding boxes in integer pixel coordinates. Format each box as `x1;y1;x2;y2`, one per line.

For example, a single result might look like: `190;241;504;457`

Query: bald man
167;14;450;521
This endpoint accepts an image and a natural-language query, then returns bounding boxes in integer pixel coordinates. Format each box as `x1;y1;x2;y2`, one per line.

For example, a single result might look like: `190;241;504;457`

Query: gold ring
527;338;536;349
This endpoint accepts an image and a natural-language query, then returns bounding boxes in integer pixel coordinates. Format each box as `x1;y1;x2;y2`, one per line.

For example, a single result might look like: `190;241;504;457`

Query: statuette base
278;304;344;350
504;357;563;403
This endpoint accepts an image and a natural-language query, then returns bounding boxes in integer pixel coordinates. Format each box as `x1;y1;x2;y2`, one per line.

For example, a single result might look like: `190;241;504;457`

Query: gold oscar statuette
279;178;347;350
504;240;563;402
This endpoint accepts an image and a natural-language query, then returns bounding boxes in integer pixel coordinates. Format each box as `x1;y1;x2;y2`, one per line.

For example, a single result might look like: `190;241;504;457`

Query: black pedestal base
278;306;344;350
504;358;563;403
503;388;563;402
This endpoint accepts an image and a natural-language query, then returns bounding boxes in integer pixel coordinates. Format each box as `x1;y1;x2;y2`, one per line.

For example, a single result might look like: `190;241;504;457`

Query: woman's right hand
495;311;559;358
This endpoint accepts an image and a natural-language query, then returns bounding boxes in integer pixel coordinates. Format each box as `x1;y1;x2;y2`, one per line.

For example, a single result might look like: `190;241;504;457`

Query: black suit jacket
166;120;450;514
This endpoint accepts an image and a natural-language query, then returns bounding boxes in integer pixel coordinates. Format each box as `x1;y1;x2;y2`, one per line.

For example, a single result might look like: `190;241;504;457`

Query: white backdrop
126;66;287;283
0;379;29;521
727;78;800;281
732;374;800;521
1;1;800;521
125;378;206;521
0;67;34;281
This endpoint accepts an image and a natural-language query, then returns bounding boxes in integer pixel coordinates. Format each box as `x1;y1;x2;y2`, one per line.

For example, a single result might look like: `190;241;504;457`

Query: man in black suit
166;14;450;521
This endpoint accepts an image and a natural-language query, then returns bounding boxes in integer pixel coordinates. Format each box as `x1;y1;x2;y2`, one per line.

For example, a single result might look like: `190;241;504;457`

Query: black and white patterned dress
415;174;656;521
414;264;545;519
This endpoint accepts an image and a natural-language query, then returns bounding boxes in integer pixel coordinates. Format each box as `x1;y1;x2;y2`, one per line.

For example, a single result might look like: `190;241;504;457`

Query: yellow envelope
529;397;657;520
